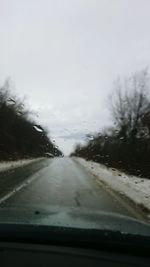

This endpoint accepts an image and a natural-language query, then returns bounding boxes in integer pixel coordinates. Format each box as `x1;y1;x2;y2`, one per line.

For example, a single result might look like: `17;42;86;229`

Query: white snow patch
74;157;150;213
0;158;44;173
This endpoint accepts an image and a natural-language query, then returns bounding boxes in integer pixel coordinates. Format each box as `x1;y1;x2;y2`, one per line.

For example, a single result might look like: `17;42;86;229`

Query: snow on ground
74;157;150;214
0;158;44;173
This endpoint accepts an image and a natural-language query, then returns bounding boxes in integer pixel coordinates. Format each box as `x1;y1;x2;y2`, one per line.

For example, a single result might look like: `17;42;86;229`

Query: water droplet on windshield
33;125;43;132
35;211;40;215
115;130;119;134
45;152;53;157
7;98;16;105
17;111;23;116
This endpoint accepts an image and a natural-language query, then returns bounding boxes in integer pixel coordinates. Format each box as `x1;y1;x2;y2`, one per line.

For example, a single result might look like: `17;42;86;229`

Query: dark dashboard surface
0;241;150;267
0;223;150;267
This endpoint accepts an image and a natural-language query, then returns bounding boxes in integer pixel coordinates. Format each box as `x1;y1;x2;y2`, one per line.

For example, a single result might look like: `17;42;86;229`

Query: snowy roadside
0;158;44;173
73;157;150;214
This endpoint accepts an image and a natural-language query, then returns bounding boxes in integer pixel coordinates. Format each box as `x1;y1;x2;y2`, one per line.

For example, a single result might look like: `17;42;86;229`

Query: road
0;157;142;221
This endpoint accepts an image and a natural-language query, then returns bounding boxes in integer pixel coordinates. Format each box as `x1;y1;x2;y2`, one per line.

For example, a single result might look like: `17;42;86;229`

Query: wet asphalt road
0;157;141;219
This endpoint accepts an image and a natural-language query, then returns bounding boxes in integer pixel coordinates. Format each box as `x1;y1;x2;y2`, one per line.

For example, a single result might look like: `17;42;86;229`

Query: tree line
0;80;62;160
71;69;150;178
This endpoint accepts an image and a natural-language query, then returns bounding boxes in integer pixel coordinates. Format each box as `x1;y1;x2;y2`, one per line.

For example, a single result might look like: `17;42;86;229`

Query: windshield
0;0;150;237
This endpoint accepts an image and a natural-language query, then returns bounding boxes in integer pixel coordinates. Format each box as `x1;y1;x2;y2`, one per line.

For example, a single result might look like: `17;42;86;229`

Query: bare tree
71;69;150;178
110;69;150;139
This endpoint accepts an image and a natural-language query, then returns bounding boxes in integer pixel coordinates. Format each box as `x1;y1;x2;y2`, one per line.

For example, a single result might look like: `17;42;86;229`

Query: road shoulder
73;157;150;221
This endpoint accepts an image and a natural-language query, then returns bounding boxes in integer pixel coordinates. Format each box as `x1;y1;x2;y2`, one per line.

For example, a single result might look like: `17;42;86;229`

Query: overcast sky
0;0;150;154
